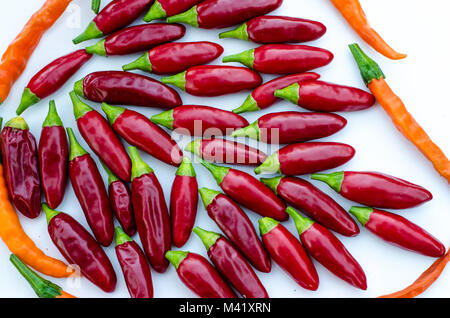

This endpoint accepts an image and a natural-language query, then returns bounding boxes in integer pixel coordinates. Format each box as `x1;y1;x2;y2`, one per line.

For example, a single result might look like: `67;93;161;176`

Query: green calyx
231;120;260;140
311;171;344;193
42;100;63;127
161;71;187;91
232;94;260;114
69;91;92;120
122;52;152;72
259;217;279;236
150;109;174;130
85;39;107;56
349;43;386;86
115;227;133;246
199;188;221;209
176;156;196;177
101;102;124;125
66;127;88;161
219;23;249;41
92;0;101;14
73;78;85;98
129;146;153;181
166;6;199;27
285;207;314;235
199;158;230;186
260;176;283;195
254;152;280;175
102;162;119;185
72;21;103;44
274;83;300;105
42;203;61;225
193;227;220;251
16;87;40;115
5;117;29;130
222;49;255;69
349;206;373;227
165;250;189;270
184;139;201;157
143;0;166;22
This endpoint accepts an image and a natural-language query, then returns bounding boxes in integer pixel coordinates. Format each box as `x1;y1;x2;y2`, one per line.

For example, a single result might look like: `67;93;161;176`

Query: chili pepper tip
150;109;174;130
85;39;106;57
73;79;85;98
198;188;221;209
232;95;260;114
222;49;255;69
72;21;103;44
4;116;29;130
310;172;344;193
260;176;282;195
176;157;196;177
42;100;63;128
166;6;199;27
258;217;279;236
122;52;152;72
66;127;88;161
348;206;372;226
143;0;166;22
161;72;187;91
115;227;133;246
42;203;61;225
101;102;124;126
16;88;40;115
254;152;280;175
192;227;220;251
348;43;385;86
274;83;300;105
231;120;260;139
285;207;314;235
219;23;249;41
129;146;154;181
165;250;189;270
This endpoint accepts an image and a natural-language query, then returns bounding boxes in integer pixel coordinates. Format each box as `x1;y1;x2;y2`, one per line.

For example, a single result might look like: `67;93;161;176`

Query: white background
0;0;449;298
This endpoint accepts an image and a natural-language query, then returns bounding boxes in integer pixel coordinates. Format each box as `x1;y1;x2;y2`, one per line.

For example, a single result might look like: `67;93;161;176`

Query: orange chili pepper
0;0;72;104
350;44;450;184
330;0;406;60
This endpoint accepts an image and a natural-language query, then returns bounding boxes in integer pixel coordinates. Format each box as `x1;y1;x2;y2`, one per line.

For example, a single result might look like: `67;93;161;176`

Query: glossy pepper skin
161;66;262;97
144;0;204;22
259;218;319;290
74;71;182;109
311;171;433;209
115;227;153;298
350;207;445;257
199;188;271;273
223;44;333;75
261;176;359;237
170;157;198;247
166;250;237;298
39;101;68;209
123;41;223;75
0;117;40;219
232;111;347;144
193;227;269;298
151;105;248;136
43;204;117;292
129;147;171;273
86;23;186;56
286;207;367;290
275;80;376;112
17;50;92;115
102;103;183;166
219;16;326;44
255;142;355;175
66;128;114;247
70;91;131;182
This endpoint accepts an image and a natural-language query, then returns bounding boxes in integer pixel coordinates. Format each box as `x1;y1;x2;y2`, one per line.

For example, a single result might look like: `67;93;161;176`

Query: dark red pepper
102;103;183;166
255;142;355;175
287;207;367;290
165;250;237;298
193;227;269;298
220;15;326;44
115;227;153;298
39;101;68;209
74;71;182;109
232;111;347;144
259;217;319;290
73;0;154;44
144;0;203;21
350;206;445;257
129;146;171;273
167;0;282;29
123;41;223;75
170;157;198;247
261;176;359;237
223;44;333;75
0;117;40;219
42;204;117;292
311;171;433;209
66;128;114;247
17;50;92;115
70;92;131;182
199;188;271;273
275;80;376;112
161;66;262;97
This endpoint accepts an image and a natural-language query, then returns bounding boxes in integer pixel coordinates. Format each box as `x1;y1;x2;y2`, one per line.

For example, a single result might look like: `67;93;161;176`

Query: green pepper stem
258;217;279;236
161;71;187;91
42;203;61;225
193;227;220;251
143;0;166;22
165;250;189;270
254;152;280;175
115;227;133;246
69;91;92;120
150;109;174;130
349;206;373;226
231;120;260;140
102;162;119;185
85;39;106;56
232;94;260;114
91;0;101;14
122;52;152;72
66;127;88;161
184;139;201;157
260;176;283;195
176;156;196;177
166;6;199;27
198;187;221;209
5;117;29;130
42;100;63;127
129;146;153;181
348;43;385;86
222;49;255;69
101;102;124;125
219;23;249;41
17;87;40;115
73;78;85;98
198;158;229;185
285;207;314;235
274;83;300;105
311;172;344;193
72;21;103;44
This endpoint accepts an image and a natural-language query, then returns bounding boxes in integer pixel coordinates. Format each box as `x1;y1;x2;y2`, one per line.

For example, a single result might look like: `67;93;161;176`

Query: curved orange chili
331;0;406;60
0;0;72;104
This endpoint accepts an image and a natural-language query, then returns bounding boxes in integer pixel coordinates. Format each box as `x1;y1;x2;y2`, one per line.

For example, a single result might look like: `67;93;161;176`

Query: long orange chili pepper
330;0;406;60
0;0;72;104
349;44;450;184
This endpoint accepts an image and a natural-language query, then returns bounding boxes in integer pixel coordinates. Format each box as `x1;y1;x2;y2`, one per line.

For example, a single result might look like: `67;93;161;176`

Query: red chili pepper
151;105;248;136
220;15;326;44
17;50;92;115
259;217;319;290
129;147;171;273
311;171;433;209
70;92;131;182
144;0;203;22
0;117;40;219
223;44;333;75
199;188;271;273
66;128;114;247
286;207;367;290
193;227;269;298
73;0;153;44
275;80;376;112
232;72;320;114
42;204;117;293
39;101;68;209
232;111;347;144
74;71;182;109
199;160;288;221
186;138;267;166
167;0;282;29
350;206;445;257
165;250;237;298
123;41;223;75
261;176;359;237
170;157;198;247
102;103;183;166
255;142;355;175
85;23;186;57
161;66;262;97
115;227;153;298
